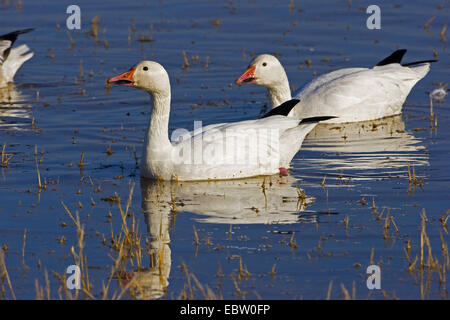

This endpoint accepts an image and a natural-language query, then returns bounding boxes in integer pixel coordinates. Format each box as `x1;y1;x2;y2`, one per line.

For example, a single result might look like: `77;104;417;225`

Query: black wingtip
14;28;34;35
0;28;34;44
402;59;438;67
260;99;300;119
375;49;407;66
298;116;337;125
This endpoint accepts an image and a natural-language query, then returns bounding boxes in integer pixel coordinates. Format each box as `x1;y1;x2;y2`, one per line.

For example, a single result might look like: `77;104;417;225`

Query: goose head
235;54;288;88
107;61;170;96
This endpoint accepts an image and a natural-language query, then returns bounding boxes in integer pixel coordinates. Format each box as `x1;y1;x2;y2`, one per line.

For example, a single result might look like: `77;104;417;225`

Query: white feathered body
291;63;430;123
140;116;317;181
0;45;33;86
0;29;34;87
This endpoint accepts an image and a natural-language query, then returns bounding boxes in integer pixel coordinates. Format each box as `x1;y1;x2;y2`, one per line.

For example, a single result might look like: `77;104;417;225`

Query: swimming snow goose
0;29;34;87
107;61;334;181
235;50;436;123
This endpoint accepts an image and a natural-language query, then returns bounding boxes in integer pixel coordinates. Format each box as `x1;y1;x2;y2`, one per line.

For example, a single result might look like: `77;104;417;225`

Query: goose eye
143;66;148;71
262;62;267;67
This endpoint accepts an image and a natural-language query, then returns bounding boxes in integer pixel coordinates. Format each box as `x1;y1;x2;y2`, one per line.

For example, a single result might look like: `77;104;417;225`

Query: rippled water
0;0;449;299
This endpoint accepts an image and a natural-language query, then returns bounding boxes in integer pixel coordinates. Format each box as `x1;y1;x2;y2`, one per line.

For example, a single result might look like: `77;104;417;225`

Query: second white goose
235;50;436;123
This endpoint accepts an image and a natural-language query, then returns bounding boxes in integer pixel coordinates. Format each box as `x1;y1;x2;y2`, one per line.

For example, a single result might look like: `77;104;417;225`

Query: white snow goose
235;50;436;123
0;29;34;87
107;61;335;181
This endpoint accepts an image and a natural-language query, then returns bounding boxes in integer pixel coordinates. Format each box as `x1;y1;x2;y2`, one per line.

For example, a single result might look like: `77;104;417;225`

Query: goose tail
2;44;34;82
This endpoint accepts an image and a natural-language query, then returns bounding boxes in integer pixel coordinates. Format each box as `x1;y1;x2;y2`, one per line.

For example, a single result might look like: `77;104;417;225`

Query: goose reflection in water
142;175;316;225
0;84;32;130
300;115;429;175
123;175;319;299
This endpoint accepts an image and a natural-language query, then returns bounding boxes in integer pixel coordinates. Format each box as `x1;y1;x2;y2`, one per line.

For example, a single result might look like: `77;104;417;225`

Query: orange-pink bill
107;67;136;87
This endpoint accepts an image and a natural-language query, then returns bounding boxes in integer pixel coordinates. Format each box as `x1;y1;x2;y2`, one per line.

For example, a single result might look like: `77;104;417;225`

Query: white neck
268;83;292;109
142;91;173;175
265;66;291;109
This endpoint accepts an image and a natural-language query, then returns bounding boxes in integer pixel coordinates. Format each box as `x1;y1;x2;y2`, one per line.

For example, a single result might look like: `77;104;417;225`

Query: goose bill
107;68;135;87
235;65;256;85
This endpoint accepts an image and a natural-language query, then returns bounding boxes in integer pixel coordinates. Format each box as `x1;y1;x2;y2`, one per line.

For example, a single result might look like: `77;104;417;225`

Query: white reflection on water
142;175;315;225
132;175;317;299
0;84;32;129
301;115;429;173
